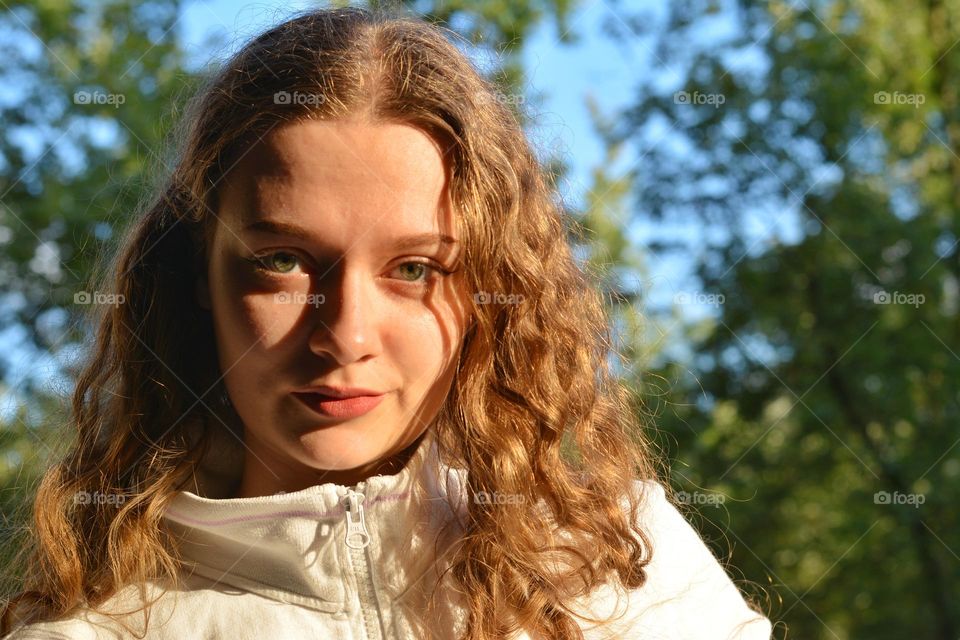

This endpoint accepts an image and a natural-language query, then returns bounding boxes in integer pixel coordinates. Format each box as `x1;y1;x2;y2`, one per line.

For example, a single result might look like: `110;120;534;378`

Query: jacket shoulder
574;479;773;640
3;615;123;640
2;574;221;640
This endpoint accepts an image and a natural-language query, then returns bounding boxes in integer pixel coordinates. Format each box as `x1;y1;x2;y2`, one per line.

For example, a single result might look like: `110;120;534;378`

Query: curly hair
1;7;664;639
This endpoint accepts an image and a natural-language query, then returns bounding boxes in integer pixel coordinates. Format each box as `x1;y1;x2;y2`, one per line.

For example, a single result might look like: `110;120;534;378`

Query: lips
297;385;383;399
292;389;385;419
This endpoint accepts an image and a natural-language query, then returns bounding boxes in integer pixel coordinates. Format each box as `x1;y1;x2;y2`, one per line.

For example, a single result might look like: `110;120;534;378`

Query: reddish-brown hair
2;7;665;639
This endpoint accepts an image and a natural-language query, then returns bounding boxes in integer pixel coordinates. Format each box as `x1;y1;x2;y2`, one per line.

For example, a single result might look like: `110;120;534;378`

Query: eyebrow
242;219;459;250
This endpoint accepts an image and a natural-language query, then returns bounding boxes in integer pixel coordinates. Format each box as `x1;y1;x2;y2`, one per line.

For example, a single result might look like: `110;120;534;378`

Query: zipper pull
343;490;371;550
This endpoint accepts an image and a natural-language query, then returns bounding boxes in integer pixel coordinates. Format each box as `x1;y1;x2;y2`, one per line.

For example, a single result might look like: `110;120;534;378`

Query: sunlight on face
199;119;471;496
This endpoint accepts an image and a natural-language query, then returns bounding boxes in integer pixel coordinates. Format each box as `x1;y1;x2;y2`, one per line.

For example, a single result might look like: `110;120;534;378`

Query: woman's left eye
392;261;447;284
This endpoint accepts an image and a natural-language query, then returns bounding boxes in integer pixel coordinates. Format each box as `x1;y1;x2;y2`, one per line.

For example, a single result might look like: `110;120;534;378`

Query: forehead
229;119;449;200
219;118;455;233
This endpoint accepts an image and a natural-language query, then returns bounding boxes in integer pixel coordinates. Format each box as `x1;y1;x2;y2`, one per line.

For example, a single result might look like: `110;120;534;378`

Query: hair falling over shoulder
1;7;665;639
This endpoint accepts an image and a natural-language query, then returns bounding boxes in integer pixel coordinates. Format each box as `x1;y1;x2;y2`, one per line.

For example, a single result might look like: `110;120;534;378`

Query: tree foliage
610;1;960;637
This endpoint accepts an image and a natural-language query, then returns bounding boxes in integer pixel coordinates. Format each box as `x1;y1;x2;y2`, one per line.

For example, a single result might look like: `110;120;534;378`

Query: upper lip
295;385;385;398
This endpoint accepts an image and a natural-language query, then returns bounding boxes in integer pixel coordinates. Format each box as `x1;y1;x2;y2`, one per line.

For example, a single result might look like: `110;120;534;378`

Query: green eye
264;252;299;273
397;262;428;282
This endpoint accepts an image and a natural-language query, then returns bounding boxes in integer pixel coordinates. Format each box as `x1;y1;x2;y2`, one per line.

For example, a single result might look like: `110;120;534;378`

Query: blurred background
1;0;957;637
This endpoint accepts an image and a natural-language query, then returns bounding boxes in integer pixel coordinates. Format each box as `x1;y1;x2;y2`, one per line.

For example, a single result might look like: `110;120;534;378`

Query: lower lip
293;392;385;419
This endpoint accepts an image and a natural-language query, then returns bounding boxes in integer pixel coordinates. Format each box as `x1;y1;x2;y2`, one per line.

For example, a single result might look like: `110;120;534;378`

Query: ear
196;274;211;310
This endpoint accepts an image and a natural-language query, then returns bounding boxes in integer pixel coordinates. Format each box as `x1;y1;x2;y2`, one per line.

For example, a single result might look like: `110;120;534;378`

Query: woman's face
198;118;471;496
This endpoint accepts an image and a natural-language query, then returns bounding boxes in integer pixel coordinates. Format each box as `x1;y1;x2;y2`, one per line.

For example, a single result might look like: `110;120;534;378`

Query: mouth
291;390;386;420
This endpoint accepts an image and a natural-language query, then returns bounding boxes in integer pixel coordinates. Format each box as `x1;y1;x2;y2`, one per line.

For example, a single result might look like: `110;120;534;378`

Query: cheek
391;307;464;386
208;257;307;357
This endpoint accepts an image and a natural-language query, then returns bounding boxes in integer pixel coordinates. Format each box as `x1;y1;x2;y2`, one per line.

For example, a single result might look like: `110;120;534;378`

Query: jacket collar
161;429;470;614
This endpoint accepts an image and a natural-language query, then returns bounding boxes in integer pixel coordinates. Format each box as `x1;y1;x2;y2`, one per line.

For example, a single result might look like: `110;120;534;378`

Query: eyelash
244;251;452;285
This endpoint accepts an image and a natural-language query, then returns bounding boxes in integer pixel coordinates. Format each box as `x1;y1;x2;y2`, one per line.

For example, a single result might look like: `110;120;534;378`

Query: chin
294;427;386;471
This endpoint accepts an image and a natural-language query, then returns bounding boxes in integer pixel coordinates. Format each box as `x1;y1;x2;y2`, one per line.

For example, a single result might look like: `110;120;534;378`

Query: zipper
343;482;386;639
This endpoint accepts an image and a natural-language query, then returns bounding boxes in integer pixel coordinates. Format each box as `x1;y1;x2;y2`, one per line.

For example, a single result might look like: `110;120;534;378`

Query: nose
307;264;382;366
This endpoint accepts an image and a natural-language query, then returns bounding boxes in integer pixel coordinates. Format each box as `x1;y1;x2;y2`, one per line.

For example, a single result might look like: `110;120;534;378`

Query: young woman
1;7;773;640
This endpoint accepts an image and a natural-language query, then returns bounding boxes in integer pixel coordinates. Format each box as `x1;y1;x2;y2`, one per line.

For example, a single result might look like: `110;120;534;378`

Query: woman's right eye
246;251;304;274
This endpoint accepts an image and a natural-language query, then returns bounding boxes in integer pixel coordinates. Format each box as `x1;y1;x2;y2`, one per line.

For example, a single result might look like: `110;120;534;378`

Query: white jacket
5;432;773;639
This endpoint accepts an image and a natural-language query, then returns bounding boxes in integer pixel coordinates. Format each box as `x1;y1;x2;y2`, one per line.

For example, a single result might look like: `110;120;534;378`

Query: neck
233;430;429;498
